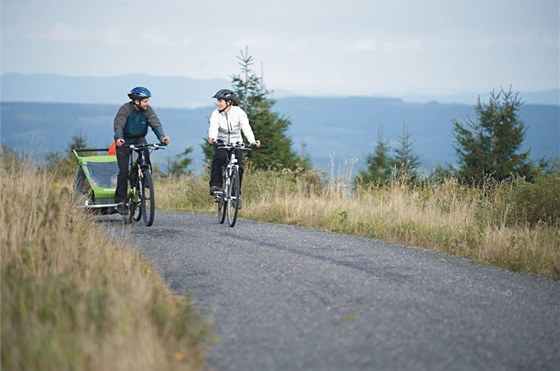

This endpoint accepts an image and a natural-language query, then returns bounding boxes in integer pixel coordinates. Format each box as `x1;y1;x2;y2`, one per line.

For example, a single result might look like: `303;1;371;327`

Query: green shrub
497;174;560;227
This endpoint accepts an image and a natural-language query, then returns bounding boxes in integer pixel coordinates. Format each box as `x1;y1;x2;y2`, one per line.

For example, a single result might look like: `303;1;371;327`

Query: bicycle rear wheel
141;170;155;226
126;185;141;223
133;203;142;221
227;166;240;227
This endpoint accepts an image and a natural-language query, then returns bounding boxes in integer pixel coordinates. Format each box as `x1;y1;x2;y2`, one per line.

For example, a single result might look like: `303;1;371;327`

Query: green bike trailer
72;148;119;214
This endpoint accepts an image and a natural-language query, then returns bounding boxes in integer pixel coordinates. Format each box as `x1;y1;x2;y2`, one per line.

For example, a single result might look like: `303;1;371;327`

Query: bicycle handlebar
127;143;167;151
217;142;254;151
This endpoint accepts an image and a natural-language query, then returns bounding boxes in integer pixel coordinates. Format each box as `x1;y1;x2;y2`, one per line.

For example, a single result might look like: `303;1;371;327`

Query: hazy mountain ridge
275;97;559;170
2;99;558;174
0;73;230;109
1;73;558;172
2;72;559;107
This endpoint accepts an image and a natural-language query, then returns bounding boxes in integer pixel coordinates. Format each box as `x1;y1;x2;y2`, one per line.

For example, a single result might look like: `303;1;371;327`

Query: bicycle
123;143;166;226
212;142;253;227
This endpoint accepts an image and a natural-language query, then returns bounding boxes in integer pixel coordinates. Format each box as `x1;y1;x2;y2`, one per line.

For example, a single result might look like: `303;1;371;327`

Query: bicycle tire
227;166;240;227
122;201;131;224
218;191;226;224
141;170;155;226
131;186;142;222
127;197;136;224
217;170;227;224
123;189;133;225
133;203;142;221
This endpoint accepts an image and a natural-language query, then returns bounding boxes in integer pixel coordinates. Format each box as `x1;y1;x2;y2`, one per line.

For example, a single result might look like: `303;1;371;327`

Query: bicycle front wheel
217;171;227;224
227;166;240;227
141;170;155;226
217;191;226;224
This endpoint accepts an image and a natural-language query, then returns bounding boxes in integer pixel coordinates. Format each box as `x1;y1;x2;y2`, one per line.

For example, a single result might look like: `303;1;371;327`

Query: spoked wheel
130;199;142;223
217;190;226;224
217;172;227;224
133;185;142;221
123;185;142;224
227;166;240;227
132;202;142;221
122;202;131;224
127;201;135;224
141;170;155;226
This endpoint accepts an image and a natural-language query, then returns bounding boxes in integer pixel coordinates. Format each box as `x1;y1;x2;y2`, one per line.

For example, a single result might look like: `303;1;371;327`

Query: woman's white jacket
208;106;256;144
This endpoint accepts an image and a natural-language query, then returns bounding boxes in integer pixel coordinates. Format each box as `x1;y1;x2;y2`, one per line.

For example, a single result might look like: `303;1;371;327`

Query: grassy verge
156;168;560;280
1;156;208;371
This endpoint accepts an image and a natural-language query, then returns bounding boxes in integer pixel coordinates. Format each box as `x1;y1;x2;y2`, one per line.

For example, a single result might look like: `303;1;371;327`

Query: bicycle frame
123;143;165;226
129;146;150;191
214;142;252;227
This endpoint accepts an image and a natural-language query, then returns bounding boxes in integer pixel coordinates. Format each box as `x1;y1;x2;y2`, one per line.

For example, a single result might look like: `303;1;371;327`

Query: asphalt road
105;211;560;371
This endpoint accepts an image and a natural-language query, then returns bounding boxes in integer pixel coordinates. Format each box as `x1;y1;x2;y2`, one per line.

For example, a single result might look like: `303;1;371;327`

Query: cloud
98;27;128;46
231;35;275;49
333;36;422;53
473;32;560;51
343;38;378;52
382;38;422;52
39;22;92;42
39;22;188;48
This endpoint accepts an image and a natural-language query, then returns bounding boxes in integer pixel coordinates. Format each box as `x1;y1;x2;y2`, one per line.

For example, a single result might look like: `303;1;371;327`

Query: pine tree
44;131;91;176
356;127;393;185
231;47;302;170
392;123;421;182
202;47;303;170
453;88;530;184
168;146;193;176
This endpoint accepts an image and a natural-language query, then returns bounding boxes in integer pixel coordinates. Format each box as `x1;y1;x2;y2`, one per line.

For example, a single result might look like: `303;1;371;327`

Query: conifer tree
453;88;530;184
168;146;193;176
203;47;303;170
356;127;393;185
44;131;90;176
392;123;421;181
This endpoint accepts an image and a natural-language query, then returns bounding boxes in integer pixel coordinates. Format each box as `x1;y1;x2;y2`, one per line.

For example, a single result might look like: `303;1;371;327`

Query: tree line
33;48;557;186
356;87;557;186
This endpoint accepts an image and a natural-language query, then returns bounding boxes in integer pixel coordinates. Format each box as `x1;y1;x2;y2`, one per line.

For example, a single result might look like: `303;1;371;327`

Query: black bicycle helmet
212;89;236;101
128;86;152;100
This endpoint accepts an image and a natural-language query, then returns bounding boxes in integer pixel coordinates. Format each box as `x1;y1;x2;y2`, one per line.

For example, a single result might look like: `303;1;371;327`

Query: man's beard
134;102;148;112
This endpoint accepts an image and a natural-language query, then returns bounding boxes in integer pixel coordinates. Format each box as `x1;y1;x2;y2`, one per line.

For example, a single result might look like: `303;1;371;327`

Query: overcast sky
2;0;559;99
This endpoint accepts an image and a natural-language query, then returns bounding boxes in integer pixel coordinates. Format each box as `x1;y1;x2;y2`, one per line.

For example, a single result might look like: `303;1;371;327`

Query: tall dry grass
1;156;207;371
157;168;560;280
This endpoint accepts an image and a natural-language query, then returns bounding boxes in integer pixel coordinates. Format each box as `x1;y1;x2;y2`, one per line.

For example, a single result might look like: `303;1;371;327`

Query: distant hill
2;72;559;107
2;72;558;173
275;97;559;171
0;73;231;109
2;99;558;174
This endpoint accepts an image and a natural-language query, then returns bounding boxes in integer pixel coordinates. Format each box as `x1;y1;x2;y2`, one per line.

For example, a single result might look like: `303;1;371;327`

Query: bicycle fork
226;154;238;201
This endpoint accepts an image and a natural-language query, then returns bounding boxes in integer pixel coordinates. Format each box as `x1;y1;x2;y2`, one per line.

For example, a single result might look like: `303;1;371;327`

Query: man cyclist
113;86;170;214
207;89;260;208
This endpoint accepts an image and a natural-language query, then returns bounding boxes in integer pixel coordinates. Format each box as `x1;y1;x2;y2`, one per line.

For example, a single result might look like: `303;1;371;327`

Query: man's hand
252;140;261;148
116;139;125;147
208;138;217;145
161;136;170;145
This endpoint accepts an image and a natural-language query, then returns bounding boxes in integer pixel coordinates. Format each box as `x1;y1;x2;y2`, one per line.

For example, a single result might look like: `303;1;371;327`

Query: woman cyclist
207;89;260;208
